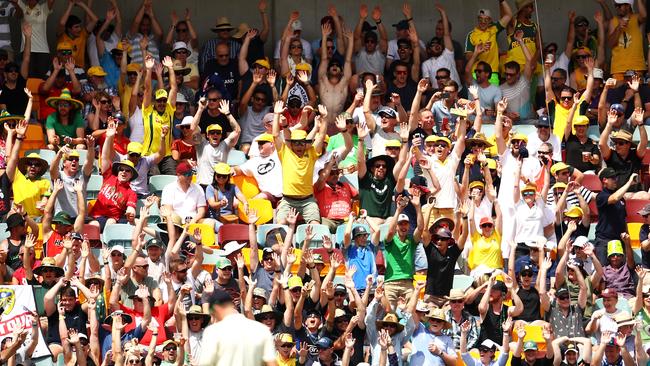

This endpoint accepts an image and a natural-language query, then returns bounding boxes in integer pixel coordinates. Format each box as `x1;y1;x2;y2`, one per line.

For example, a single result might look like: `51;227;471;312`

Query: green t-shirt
359;173;396;219
327;133;364;168
384;234;416;282
45;111;85;142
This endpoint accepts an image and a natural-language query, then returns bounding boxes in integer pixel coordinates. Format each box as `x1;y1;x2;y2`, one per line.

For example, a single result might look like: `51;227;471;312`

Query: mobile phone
441;92;450;99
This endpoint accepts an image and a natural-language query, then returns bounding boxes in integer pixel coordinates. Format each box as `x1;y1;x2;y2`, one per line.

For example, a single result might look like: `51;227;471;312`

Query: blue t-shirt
205;184;241;219
344;243;377;290
99;53;120;89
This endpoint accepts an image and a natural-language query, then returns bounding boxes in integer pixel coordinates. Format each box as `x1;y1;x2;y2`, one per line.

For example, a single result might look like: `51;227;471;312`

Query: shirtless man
317;22;354;136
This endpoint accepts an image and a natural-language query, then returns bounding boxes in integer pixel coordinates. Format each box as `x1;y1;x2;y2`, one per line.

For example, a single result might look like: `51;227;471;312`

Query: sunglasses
522;191;535;196
292;140;307;147
67;157;79;162
614;140;630;146
259;314;275;320
219;266;232;271
59;50;73;55
551;77;565;81
480;223;493;229
216;174;230;179
560;96;573;101
208;130;222;135
289;288;301;293
450;299;464;304
557;294;570;300
156;98;168;103
435;75;449;80
127;72;137;77
163;346;176;351
280;343;294;348
520;272;533;278
575;55;588;60
208;97;221;102
373;164;386;169
176;28;188;33
188;316;203;321
175;50;189;54
538;151;551;155
643;293;650;299
217;54;229;58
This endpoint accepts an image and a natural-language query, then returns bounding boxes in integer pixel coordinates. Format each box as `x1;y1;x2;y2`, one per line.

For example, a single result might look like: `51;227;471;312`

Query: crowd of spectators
3;0;650;365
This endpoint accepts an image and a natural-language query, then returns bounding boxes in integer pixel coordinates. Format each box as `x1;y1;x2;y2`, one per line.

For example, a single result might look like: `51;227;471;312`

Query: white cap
111;245;125;254
415;301;429;312
614;0;633;4
172;41;191;55
593;68;604;79
179;116;194;127
291;20;302;31
176;93;188;104
397;214;410;222
572;236;589;248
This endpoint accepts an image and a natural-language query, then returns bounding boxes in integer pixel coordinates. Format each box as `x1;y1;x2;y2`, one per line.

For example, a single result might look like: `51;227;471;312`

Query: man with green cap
511;323;554;366
602;236;636;298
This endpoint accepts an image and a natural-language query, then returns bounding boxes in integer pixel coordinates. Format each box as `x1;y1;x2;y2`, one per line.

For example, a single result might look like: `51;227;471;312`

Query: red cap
601;288;618;298
479;217;494;226
176;161;193;175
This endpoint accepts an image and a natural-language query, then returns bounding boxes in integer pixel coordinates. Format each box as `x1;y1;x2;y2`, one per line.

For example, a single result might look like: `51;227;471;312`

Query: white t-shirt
198;313;276;366
421;49;461;89
160;181;207;219
88;32;119;67
513;198;555;244
129;107;144;143
196;138;232;186
239;152;283;198
354;49;386;75
386;38;426;60
273;38;313;62
18;0;51;53
537;52;571;87
527;132;562;161
427;152;461;209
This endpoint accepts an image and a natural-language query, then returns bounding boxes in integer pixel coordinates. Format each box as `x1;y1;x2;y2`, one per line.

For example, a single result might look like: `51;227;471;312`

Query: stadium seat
256;224;289;247
232;174;260;198
238;198;273;224
187;223;217;246
633;125;650;142
135;199;161;224
19;124;46;157
148;175;176;196
625;199;650;223
0;223;7;243
379;223;390;243
634;248;643;265
594;296;632;313
227;149;247;166
587;125;600;141
26;78;43;120
83;224;101;248
513;125;536;137
341;173;359;191
588;200;599;223
334;223;371;246
86;174;103;200
581;173;602;193
102;223;134;248
587;223;597;241
295;224;332;247
452;274;474;291
218;223;249;245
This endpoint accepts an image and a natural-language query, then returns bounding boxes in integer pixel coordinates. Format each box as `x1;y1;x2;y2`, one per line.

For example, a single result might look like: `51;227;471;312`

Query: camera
519;145;529;159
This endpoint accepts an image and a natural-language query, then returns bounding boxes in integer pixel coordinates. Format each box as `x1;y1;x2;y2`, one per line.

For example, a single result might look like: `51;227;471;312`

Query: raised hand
246;207;259;224
359;4;368;18
468;85;479;100
273;100;285;114
628;74;640;92
345;333;356;349
144;55;155;70
285;207;298;226
335;115;347;131
246;29;259;41
460;320;471;333
322;235;333;251
372;5;382;22
632;106;644;126
496;98;508;114
267;69;277;85
317;104;328;119
357;121;369;140
321;22;332;38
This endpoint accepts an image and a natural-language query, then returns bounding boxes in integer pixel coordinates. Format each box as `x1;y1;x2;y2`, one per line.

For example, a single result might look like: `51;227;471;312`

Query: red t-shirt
89;169;137;220
46;231;65;258
119;303;172;345
314;181;357;220
13;260;42;285
171;139;197;161
97;134;130;156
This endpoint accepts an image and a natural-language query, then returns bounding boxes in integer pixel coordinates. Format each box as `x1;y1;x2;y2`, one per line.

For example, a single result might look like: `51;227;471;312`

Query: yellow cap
521;182;537;192
424;135;438;144
550;162;570;176
213;162;232;175
552;182;567;190
63;150;80;159
254;58;271;69
426;135;451;146
114;41;132;53
87;66;107;77
385;139;401;148
486;158;497;170
288;130;309;141
469;181;485;190
279;333;294;344
607;240;624;256
56;41;73;51
127;142;143;155
573;115;590;126
288;276;303;289
256;133;274;143
511;133;528;143
564;206;584;218
295;62;312;72
126;63;141;73
154;89;168;100
206;124;223;133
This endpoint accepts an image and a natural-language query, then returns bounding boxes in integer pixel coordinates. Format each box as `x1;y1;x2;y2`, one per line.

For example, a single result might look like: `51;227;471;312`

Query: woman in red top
95;113;130;155
171;116;198;163
89;130;138;230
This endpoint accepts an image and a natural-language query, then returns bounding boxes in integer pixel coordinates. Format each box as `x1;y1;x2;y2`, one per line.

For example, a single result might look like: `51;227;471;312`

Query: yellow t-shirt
465;23;505;74
59;30;89;69
610;14;646;74
118;77;134;118
278;144;319;197
468;230;503;270
276;354;296;366
505;20;538;67
142;102;175;156
13;170;50;218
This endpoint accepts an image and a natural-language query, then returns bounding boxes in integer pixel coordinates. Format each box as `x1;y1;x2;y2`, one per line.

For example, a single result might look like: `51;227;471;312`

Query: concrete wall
11;0;637;59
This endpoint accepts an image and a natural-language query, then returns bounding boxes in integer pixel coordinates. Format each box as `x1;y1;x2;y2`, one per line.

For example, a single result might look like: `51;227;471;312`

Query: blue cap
377;106;398;119
392;20;409;30
316;337;333;349
610;103;625;114
536;115;551;127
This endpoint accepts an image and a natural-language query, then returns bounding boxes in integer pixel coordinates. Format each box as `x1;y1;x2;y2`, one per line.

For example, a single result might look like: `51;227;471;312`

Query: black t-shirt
605;149;642;192
321;324;365;365
46;303;88;344
595;188;627;241
565;134;600;172
239;71;273;105
6;238;23;270
199;109;231;136
0;76;28;115
386;79;418;111
479;304;508;344
424;243;461;296
0;172;11;218
294;325;326;358
200;60;240;101
515;286;541;322
641;224;650;268
607;84;650;118
511;357;554;366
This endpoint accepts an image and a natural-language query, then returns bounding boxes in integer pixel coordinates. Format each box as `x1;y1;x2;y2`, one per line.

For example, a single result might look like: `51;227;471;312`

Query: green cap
523;341;538;351
216;257;232;269
52;212;74;225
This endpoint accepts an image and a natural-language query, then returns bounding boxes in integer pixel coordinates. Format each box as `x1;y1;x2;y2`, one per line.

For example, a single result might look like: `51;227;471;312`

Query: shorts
384;279;414;306
276;196;321;223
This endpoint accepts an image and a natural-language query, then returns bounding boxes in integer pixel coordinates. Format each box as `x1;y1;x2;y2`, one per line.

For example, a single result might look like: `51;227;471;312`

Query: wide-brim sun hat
17;153;48;177
46;88;83;110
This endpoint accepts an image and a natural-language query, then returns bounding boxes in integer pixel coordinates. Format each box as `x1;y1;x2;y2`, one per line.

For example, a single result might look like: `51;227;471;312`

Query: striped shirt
128;32;160;64
546;186;595;208
0;1;14;50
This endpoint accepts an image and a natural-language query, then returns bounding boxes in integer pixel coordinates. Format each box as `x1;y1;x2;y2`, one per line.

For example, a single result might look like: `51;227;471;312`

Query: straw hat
46;88;83;110
17;153;48;177
375;313;404;332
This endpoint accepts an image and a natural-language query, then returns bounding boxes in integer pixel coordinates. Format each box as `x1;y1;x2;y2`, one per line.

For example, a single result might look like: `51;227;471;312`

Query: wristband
15;135;24;140
401;139;408;143
406;17;413;22
274;269;281;273
376;19;382;24
307;265;315;269
152;333;158;336
283;286;289;290
226;113;232;116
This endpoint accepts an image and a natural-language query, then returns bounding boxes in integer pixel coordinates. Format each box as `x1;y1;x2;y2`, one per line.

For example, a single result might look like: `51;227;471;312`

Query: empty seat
295;224;332;248
581;174;602;193
625;199;650;223
86;174;103;200
218;224;249;245
227;149;247;166
102;223;134;248
148;175;176;196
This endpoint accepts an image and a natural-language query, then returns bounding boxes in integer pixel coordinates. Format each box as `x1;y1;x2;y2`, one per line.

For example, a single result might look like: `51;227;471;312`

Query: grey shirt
54;169;89;216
